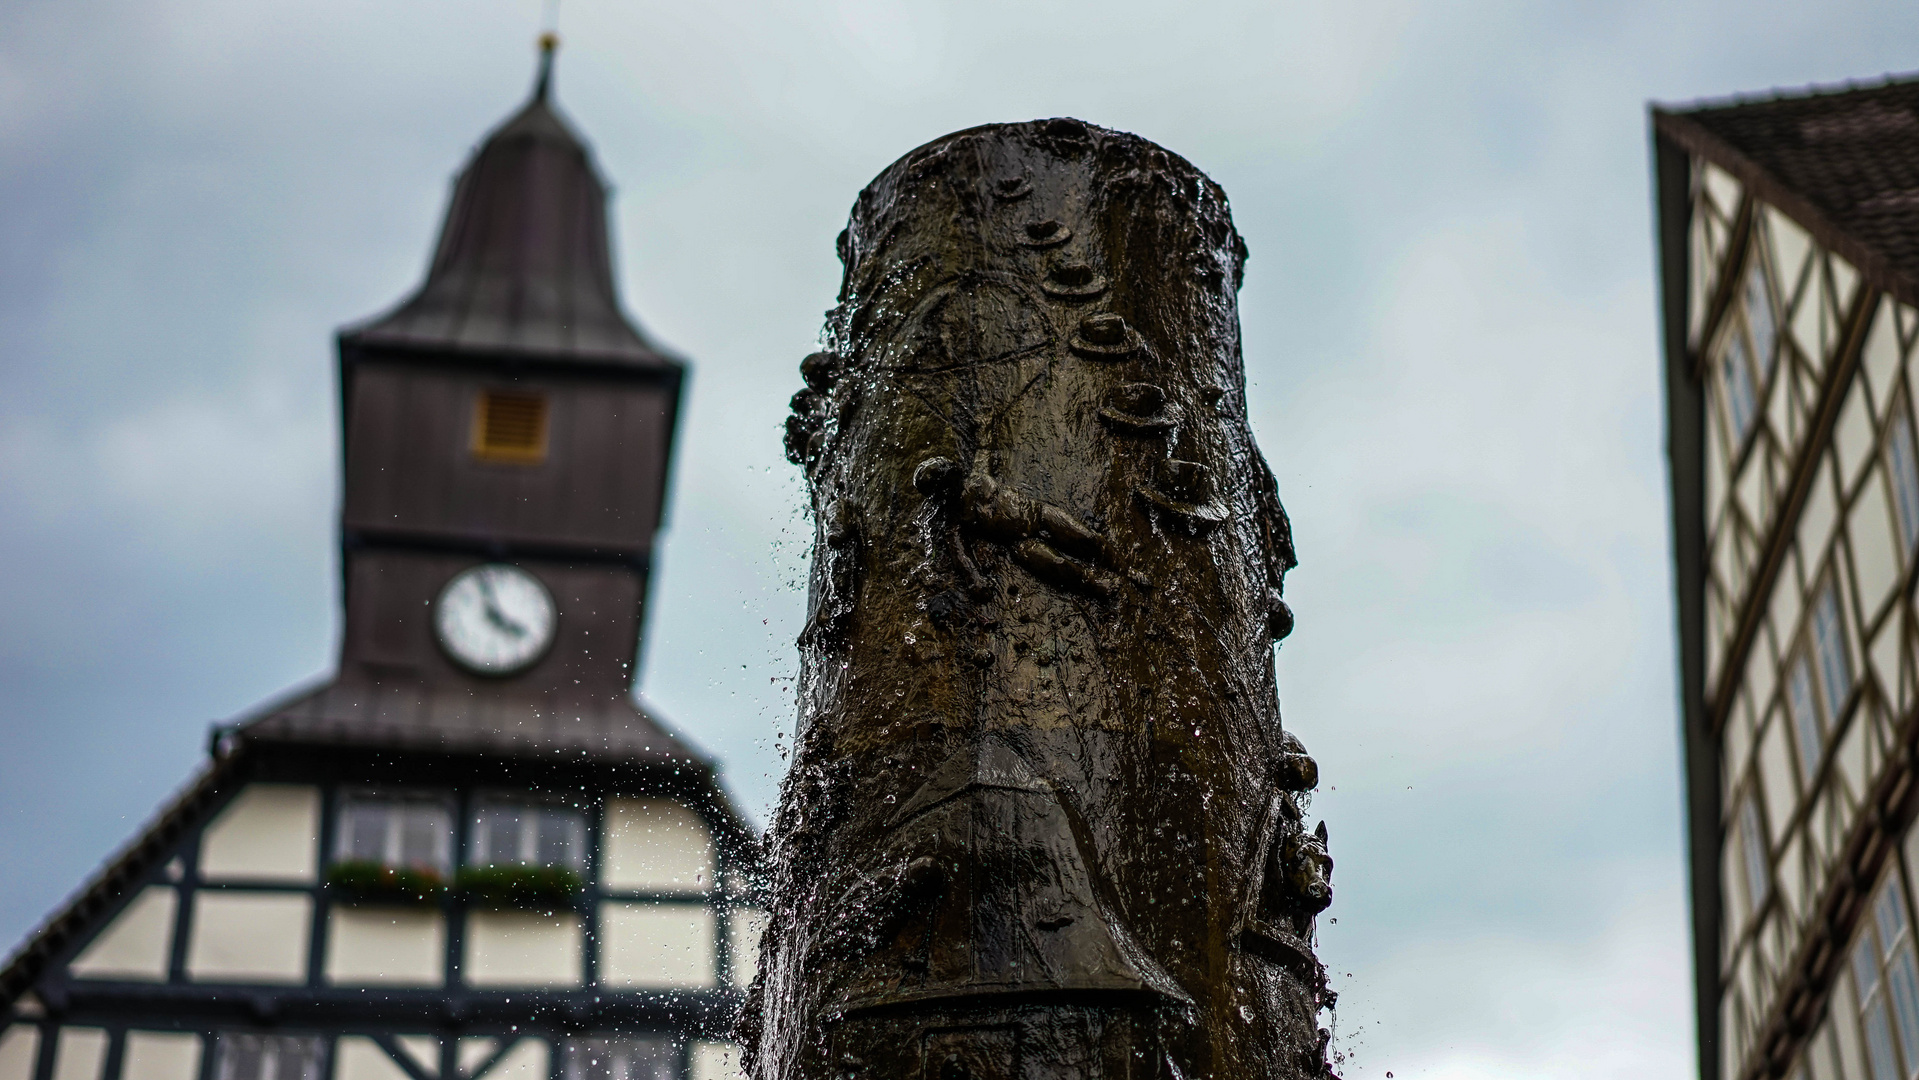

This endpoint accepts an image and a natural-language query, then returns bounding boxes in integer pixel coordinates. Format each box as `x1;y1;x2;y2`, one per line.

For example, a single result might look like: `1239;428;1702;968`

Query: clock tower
0;40;757;1080
313;37;684;736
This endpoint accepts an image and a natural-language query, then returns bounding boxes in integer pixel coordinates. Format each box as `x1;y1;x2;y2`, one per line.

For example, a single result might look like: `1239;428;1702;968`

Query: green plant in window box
456;864;585;908
325;861;447;905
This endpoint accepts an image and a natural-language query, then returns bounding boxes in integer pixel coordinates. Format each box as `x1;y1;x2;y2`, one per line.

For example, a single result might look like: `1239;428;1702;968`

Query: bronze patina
746;118;1335;1080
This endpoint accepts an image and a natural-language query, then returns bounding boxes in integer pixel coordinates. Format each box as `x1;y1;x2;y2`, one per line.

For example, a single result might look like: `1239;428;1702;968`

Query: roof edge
0;752;242;1007
1651;108;1919;312
1651;71;1919;120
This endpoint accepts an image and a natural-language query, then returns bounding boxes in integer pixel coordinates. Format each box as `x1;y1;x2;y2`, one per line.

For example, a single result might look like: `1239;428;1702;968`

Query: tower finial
534;31;559;101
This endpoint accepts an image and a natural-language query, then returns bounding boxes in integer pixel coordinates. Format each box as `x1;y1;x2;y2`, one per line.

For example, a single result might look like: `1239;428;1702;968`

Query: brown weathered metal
746;119;1335;1080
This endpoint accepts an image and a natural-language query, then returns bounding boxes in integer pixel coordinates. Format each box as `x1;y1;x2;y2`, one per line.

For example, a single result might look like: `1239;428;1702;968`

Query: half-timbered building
1658;76;1919;1080
0;40;760;1080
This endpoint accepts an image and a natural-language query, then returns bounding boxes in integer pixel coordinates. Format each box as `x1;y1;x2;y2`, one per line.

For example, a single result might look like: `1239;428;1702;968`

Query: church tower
0;39;758;1080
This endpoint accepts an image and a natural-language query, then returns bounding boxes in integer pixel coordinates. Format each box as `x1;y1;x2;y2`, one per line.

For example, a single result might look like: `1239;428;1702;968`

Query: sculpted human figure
914;453;1123;600
749;118;1336;1080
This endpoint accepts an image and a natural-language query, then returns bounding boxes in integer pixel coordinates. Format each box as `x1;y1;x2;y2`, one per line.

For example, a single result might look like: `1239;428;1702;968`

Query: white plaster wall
463;911;581;987
691;1040;744;1080
395;1036;440;1076
324;906;445;985
199;784;319;883
0;1026;39;1080
123;1032;201;1080
599;903;715;988
481;1038;547;1080
52;1028;106;1080
69;885;175;981
335;1036;410;1080
458;1038;500;1076
601;799;714;893
185;891;311;983
728;908;767;988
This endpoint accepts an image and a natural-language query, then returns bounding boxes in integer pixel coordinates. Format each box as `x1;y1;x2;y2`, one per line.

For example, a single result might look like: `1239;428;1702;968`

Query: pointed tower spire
341;36;674;368
534;32;557;101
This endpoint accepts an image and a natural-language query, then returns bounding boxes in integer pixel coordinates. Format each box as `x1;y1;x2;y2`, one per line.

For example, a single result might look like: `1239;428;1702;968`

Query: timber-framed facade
1657;75;1919;1080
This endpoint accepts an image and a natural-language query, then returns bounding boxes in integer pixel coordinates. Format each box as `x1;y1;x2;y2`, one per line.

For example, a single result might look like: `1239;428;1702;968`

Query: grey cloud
7;0;1919;1074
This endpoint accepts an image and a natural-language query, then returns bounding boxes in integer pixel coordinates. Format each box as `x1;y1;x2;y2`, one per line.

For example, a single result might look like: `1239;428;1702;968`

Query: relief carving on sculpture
752;118;1335;1080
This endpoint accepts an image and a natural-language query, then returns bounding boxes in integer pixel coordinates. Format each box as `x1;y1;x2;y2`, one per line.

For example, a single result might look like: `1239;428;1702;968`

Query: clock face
434;564;557;676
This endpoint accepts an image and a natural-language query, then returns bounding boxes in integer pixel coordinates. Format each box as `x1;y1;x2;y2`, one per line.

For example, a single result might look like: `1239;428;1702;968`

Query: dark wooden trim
340;527;654;573
1695;198;1759;380
31;1021;51;1080
1655;124;1722;1080
370;1032;436;1080
1737;700;1919;1080
308;786;337;990
1709;289;1878;733
581;802;602;990
339;337;688;388
99;1027;125;1080
448;787;473;990
50;983;741;1038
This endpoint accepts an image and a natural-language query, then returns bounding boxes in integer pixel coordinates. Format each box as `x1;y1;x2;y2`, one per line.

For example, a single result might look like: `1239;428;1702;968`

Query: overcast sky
5;0;1918;1074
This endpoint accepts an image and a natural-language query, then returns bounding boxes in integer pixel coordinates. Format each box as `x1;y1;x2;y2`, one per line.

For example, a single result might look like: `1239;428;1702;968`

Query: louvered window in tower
473;390;549;463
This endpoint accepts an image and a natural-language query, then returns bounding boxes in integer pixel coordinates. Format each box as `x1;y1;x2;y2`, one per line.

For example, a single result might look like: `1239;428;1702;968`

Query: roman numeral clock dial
434;563;557;675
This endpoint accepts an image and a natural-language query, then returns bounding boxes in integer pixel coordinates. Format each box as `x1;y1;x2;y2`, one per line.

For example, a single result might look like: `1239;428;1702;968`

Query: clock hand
476;573;529;639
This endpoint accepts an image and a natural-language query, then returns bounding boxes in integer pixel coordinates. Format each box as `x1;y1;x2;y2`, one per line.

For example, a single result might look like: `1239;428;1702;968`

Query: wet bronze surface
747;118;1335;1080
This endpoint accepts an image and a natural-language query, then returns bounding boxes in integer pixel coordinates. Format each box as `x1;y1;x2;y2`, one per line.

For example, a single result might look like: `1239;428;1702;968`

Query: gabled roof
0;757;236;1006
1654;72;1919;308
342;42;680;369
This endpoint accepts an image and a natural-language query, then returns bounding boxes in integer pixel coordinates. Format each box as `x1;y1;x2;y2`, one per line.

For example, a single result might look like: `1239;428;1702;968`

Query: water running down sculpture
745;118;1336;1080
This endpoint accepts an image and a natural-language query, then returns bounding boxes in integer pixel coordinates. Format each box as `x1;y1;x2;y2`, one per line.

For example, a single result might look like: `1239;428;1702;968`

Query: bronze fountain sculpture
745;118;1335;1080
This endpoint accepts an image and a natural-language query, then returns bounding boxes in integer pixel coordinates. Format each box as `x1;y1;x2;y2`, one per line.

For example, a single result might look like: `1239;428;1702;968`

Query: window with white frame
1852;874;1919;1080
561;1036;678;1080
1889;408;1919;556
1744;257;1779;383
215;1033;327;1080
1791;578;1855;782
1723;331;1760;444
470;796;586;870
1813;580;1854;725
1790;650;1827;782
334;791;453;874
1740;793;1771;914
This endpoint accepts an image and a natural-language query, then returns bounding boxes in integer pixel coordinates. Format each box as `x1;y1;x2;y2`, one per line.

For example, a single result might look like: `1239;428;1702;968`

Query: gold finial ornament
532;29;559;101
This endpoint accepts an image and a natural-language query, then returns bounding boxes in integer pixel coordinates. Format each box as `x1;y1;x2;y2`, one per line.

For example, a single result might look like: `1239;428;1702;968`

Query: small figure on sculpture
913;454;1122;600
